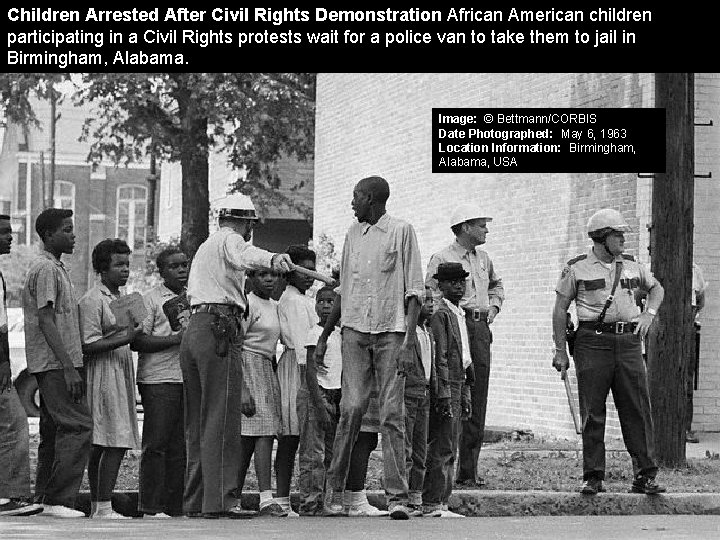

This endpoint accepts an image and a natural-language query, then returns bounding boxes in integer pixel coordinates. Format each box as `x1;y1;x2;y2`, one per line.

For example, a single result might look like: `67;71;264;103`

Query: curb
84;490;720;518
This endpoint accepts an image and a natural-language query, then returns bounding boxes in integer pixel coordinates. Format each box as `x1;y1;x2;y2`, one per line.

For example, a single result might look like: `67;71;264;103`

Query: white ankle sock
350;491;367;505
259;491;274;507
95;501;112;515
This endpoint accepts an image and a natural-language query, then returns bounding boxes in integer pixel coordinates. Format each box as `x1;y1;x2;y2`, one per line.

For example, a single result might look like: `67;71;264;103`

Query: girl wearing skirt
234;269;285;516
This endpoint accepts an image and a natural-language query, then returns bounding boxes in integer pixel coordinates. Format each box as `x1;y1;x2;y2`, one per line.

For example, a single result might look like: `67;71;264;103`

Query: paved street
2;515;720;540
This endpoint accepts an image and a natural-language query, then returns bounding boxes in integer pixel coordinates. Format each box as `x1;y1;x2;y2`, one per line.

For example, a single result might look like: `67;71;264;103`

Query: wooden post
146;150;157;244
48;82;57;207
647;73;694;466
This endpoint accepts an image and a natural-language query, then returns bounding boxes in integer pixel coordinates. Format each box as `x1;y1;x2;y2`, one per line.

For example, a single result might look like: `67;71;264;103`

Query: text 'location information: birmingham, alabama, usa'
432;108;665;173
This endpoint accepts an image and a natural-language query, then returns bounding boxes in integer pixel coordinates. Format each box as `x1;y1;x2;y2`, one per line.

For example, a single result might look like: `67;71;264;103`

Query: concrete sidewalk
28;419;720;517
81;489;720;518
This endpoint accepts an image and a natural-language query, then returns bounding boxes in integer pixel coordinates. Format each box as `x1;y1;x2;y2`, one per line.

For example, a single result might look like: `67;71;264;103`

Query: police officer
552;208;665;495
181;194;292;518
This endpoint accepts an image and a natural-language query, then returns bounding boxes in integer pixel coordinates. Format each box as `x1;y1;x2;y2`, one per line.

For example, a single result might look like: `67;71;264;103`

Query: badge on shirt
561;266;570;279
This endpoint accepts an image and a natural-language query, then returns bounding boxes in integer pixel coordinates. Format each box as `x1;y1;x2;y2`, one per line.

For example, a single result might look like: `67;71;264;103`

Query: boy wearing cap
425;204;504;488
423;263;472;518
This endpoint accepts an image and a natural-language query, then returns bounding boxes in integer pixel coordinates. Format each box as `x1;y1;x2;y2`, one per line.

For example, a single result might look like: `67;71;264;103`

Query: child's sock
94;501;112;517
259;491;274;508
349;491;367;506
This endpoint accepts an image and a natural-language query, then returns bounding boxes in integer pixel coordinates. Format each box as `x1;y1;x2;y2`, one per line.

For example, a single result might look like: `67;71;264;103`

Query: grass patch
28;432;720;493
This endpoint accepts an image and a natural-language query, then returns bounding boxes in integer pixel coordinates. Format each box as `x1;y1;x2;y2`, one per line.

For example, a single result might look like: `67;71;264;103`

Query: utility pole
48;81;57;207
146;148;157;244
647;73;694;467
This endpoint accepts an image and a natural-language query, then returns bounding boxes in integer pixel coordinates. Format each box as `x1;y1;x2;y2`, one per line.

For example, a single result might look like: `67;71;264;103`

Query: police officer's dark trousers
574;327;658;481
457;317;491;483
180;312;244;514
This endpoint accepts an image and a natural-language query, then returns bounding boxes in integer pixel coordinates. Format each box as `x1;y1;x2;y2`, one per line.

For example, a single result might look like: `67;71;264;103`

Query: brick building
0;97;152;300
312;73;720;437
158;151;314;253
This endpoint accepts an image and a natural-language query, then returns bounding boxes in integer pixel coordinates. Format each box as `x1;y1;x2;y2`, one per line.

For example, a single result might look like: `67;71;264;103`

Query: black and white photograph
1;5;719;540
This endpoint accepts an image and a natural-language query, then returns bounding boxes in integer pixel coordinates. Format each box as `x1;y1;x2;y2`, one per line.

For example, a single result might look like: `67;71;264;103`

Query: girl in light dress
79;239;142;520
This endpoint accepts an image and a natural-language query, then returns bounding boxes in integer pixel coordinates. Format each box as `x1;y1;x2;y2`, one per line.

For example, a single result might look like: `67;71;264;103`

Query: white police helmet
586;208;631;235
449;203;493;228
214;193;259;221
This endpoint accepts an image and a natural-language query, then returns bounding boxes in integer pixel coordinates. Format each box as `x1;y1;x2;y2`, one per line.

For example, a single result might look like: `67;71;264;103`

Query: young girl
79;239;142;519
234;269;285;516
276;245;318;516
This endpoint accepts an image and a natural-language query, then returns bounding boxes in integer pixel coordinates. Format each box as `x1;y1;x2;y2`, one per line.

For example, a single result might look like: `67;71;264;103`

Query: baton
562;370;582;435
288;263;336;286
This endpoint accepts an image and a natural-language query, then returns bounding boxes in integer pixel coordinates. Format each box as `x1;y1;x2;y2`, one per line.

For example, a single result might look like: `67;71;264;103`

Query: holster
210;312;239;357
566;323;577;357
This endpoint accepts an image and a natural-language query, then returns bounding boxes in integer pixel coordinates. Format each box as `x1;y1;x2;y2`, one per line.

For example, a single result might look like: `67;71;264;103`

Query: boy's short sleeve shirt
305;324;342;390
137;284;184;384
22;251;83;373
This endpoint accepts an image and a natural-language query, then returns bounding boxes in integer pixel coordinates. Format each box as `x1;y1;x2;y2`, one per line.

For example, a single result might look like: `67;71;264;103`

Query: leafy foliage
313;232;341;280
124;237;182;295
2;73;316;258
0;243;41;308
73;73;316;226
1;73;63;126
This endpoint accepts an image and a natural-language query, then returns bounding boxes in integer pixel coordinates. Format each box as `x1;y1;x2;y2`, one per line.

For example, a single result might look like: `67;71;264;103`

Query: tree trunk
647;73;694;467
175;80;210;260
179;134;209;260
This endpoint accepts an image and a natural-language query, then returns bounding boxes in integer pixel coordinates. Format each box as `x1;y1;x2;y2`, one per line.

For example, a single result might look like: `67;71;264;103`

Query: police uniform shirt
556;247;659;323
186;227;274;310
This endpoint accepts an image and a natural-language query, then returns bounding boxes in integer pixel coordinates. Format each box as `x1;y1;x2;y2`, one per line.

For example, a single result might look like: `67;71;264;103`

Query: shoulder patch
566;254;587;266
622;254;636;261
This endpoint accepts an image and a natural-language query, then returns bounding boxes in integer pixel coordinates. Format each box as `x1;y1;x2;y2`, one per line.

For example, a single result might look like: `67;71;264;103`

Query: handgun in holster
566;313;576;357
210;312;238;357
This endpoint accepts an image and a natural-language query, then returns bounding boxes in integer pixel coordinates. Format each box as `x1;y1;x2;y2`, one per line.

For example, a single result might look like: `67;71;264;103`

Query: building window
53;181;75;212
116;185;147;250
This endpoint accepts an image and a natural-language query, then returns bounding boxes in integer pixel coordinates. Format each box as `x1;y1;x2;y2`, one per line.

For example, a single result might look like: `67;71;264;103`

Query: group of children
234;245;476;518
9;207;476;520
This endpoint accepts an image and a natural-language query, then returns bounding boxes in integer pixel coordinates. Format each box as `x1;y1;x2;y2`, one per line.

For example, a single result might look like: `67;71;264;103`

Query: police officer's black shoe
580;478;605;495
630;475;666;495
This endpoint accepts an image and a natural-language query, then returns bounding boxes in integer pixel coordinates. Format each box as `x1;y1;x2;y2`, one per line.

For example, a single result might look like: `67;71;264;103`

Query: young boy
22;209;92;518
403;287;435;516
133;248;190;518
423;263;472;518
298;286;340;515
